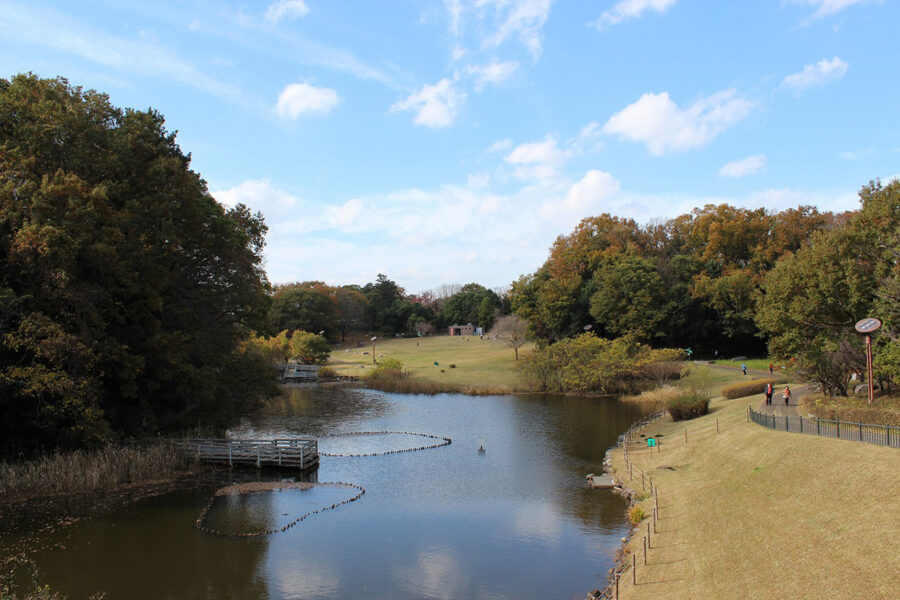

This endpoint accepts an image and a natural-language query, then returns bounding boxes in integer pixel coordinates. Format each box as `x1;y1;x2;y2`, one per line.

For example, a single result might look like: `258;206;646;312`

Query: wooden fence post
633;554;636;585
716;418;719;434
643;536;647;565
684;427;687;443
615;573;619;599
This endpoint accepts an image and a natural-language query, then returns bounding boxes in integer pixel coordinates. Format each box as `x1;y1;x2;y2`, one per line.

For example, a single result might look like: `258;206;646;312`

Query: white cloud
505;136;571;180
213;179;298;209
451;45;466;61
554;170;620;215
466;60;519;90
487;138;513;153
782;57;848;91
790;0;879;19
719;154;766;178
505;137;567;165
602;89;754;155
594;0;678;30
275;82;340;118
391;79;465;128
265;0;309;23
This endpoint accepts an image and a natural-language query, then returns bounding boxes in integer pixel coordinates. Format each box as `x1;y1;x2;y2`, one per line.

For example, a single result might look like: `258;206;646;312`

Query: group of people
764;382;791;406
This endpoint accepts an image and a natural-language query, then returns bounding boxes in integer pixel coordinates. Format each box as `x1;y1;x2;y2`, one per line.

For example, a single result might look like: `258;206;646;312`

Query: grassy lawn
328;335;532;390
608;382;900;599
712;358;783;372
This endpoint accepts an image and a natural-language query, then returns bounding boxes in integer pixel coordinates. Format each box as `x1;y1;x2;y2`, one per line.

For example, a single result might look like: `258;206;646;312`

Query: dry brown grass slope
609;394;900;599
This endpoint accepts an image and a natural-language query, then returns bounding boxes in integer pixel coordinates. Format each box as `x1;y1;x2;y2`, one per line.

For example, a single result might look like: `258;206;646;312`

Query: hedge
667;394;710;421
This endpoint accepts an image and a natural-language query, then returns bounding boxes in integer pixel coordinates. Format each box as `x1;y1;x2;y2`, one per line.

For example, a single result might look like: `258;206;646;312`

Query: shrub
368;357;403;379
804;393;900;426
721;378;775;399
449;363;456;369
667;394;710;421
622;385;681;409
628;506;646;524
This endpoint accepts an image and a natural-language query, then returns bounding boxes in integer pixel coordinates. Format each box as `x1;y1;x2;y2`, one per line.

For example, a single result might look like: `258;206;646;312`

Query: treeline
0;74;277;456
511;182;900;397
509;204;847;356
268;276;510;341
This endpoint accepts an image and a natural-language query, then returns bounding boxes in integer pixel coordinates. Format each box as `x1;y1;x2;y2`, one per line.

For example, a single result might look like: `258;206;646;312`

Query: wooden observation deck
175;438;319;470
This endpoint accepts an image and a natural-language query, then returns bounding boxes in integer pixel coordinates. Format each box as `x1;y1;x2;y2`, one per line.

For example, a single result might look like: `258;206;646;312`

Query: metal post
279;447;283;466
799;415;803;433
229;445;233;467
256;447;261;468
817;418;820;436
866;334;875;404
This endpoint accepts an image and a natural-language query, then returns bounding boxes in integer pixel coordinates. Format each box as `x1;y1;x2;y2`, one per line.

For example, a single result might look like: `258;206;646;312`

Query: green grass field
329;335;533;390
712;357;785;372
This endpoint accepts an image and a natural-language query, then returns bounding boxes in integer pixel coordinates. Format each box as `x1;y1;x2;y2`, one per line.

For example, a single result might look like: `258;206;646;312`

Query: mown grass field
328;335;533;390
608;378;900;599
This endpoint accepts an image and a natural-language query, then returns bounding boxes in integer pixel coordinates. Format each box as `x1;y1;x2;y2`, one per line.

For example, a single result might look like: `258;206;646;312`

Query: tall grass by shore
620;385;682;410
0;442;189;500
365;371;515;395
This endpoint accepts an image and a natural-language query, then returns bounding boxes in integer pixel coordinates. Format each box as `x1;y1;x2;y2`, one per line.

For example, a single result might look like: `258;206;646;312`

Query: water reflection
12;386;651;600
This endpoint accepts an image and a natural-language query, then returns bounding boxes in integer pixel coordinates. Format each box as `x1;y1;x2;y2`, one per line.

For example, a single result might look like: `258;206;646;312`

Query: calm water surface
7;387;650;599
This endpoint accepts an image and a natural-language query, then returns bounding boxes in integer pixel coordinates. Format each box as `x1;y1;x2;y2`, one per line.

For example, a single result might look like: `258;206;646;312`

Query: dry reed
0;442;187;499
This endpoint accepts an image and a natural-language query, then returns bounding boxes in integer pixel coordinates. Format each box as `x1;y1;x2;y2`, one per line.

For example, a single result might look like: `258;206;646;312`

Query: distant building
448;323;476;336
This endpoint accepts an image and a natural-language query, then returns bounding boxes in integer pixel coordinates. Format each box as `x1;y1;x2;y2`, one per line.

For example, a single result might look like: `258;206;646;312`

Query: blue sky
2;0;898;293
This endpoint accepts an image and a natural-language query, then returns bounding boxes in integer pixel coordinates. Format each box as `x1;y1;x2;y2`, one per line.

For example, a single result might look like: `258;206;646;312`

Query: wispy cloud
719;155;766;178
782;57;848;91
275;82;340;118
0;1;245;104
265;0;309;23
391;79;465;128
789;0;880;19
602;89;754;155
594;0;678;30
466;60;519;90
442;0;554;60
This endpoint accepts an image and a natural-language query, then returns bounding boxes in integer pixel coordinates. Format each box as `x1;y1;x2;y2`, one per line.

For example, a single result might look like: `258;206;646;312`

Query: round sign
854;318;882;333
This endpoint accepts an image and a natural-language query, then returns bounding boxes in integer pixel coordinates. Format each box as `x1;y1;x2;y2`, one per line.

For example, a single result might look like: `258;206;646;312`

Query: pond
4;387;650;599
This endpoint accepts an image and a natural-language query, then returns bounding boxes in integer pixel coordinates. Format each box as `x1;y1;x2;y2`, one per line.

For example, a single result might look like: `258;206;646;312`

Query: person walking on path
782;385;792;406
765;382;774;405
769;363;774;374
741;362;747;375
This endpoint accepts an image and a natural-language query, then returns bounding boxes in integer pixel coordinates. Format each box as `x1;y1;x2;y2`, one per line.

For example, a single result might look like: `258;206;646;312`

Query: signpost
854;318;882;404
371;336;378;364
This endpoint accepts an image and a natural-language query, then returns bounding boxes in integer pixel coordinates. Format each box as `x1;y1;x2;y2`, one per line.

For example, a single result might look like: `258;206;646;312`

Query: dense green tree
756;181;899;395
334;286;370;341
269;283;339;336
0;74;274;454
289;331;331;365
439;283;501;330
